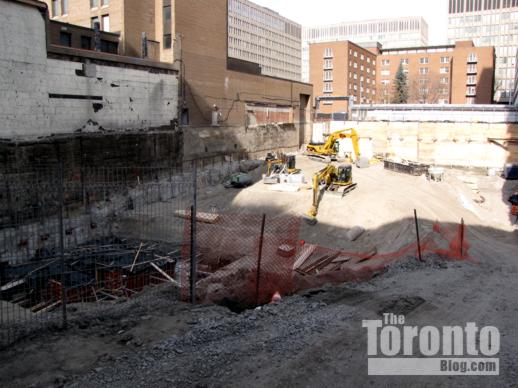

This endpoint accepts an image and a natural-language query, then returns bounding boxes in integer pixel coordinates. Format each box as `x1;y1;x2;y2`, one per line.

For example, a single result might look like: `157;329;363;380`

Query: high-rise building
447;0;518;103
302;17;429;82
228;0;302;81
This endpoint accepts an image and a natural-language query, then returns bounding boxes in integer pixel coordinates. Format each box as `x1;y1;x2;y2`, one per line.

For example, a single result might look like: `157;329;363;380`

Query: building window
466;86;476;96
101;0;109;5
466;97;475;104
324;48;333;58
61;0;68;15
323;82;333;92
163;34;172;49
440;77;449;84
381;70;390;76
360;54;364;60
51;0;58;16
468;53;478;62
323;59;333;69
101;14;110;31
81;35;92;50
90;0;99;8
101;39;118;54
420;57;429;64
382;59;390;66
467;64;477;73
91;16;100;29
324;70;333;81
163;1;172;48
440;56;450;63
353;73;358;80
401;58;409;65
419;67;429;75
440;67;450;74
467;75;477;84
354;51;358;57
59;31;72;47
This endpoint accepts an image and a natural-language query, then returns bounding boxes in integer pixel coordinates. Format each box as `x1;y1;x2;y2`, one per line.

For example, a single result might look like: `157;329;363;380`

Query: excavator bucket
302;213;318;225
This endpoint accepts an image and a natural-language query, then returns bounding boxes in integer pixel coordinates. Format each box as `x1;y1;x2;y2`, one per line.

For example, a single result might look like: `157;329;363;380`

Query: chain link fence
0;155;252;347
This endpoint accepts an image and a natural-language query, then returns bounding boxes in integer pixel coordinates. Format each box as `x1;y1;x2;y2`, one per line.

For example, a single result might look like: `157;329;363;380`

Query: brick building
309;41;377;116
309;39;494;110
43;0;164;60
376;41;495;104
44;0;303;82
174;0;312;139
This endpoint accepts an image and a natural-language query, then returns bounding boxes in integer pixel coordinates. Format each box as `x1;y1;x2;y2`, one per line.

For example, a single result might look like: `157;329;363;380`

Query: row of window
90;0;109;8
51;0;109;17
380;66;451;76
58;31;117;54
90;14;110;32
382;57;453;66
304;17;425;41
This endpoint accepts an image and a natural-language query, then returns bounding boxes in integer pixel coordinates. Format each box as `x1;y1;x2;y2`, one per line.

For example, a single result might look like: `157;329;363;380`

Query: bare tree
407;74;445;104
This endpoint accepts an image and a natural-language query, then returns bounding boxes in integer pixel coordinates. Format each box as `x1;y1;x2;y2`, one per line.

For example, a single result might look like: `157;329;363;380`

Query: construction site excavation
1;0;518;387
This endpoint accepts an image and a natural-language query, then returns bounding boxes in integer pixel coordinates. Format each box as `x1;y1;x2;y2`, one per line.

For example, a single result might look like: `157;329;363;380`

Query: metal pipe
190;162;198;304
414;209;423;262
255;214;266;306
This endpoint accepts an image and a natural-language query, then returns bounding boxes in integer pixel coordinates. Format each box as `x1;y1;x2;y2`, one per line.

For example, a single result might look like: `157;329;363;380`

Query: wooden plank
312;252;341;273
130;242;144;273
174;210;220;224
332;256;353;264
1;278;25;292
36;300;62;314
293;244;316;270
150;262;179;286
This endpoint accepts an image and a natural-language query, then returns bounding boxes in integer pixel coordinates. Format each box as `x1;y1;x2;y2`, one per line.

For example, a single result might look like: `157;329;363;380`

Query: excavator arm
306;128;361;162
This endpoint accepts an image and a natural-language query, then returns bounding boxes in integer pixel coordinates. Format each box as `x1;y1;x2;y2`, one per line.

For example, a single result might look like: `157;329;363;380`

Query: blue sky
252;0;449;45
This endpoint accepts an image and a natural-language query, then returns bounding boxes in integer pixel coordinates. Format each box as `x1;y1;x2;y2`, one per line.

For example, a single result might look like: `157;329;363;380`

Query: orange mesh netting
180;213;471;308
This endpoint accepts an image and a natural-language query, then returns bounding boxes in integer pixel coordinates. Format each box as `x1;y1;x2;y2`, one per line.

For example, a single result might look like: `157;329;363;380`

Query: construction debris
174;210;220;224
346;226;365;242
384;159;429;176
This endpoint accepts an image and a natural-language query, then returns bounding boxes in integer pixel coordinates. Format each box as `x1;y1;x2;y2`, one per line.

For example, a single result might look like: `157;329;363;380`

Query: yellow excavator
263;154;300;184
306;128;361;163
303;163;357;225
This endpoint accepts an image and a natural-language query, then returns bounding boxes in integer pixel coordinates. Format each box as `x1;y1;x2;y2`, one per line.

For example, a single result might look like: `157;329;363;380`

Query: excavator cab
334;164;352;185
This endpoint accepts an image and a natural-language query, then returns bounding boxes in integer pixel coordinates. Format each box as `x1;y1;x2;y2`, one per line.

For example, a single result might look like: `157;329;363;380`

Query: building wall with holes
0;0;178;140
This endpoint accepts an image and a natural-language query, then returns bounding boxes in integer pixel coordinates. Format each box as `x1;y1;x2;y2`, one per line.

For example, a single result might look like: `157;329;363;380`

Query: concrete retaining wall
346;121;518;168
183;123;300;161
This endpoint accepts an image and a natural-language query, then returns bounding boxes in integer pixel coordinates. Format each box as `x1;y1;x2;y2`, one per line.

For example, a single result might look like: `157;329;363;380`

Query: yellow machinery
306;128;361;163
303;163;357;225
263;154;300;184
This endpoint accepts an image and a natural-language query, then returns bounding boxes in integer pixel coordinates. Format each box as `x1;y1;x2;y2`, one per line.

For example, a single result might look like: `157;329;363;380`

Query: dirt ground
1;156;517;387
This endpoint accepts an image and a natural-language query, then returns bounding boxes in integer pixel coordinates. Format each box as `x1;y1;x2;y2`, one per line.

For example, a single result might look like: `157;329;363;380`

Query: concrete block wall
183;123;300;161
346;120;518;168
0;0;178;140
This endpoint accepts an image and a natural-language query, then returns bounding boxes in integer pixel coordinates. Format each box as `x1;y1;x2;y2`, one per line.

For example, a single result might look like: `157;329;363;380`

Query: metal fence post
255;214;266;306
414;209;423;262
460;218;464;259
58;162;67;329
190;162;198;304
